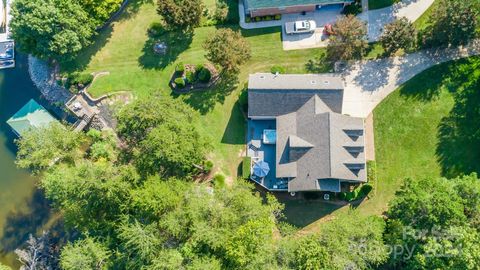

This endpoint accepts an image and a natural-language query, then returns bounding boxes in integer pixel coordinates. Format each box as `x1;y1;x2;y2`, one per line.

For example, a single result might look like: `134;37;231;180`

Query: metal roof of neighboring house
244;0;353;11
275;95;366;192
248;73;344;118
6;99;57;136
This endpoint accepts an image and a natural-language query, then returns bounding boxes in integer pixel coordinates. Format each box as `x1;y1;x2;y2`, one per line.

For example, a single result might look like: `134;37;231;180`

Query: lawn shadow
436;79;480;178
61;25;114;72
138;29;194;70
398;60;450;101
221;99;246;145
280;197;343;228
180;72;239;114
0;189;53;254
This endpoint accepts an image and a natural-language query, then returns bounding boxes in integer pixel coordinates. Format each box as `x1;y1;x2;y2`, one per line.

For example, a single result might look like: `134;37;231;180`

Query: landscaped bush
340;183;373;202
245;16;251;23
174;77;185;88
270;65;286;74
274;14;281;20
67;72;94;89
264;15;272;21
198;67;211;83
255;17;261;22
343;0;362;15
213;173;226;187
175;62;185;74
242;156;251;179
185;71;196;83
203;160;214;173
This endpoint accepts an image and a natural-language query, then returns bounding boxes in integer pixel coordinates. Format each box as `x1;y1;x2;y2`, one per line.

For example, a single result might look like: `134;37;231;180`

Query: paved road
342;40;480;118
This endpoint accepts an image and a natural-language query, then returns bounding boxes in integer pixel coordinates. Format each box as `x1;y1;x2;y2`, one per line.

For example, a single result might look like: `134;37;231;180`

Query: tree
380;17;417;55
291;236;333;270
204;29;251;72
424;0;478;47
80;0;123;26
0;264;11;270
327;15;368;61
116;94;195;145
10;0;96;61
60;237;110;270
157;0;203;30
384;176;480;269
135;121;209;177
15;123;84;173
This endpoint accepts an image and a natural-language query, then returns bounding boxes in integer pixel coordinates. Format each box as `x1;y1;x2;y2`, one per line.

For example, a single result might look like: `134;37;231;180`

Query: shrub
274;14;281;20
214;1;228;22
360;184;373;197
245;17;251;23
343;0;362;16
213;174;226;188
242;157;251;179
185;71;196;83
198;67;211;83
175;62;185;74
264;15;272;21
148;22;165;36
270;65;286;74
174;77;185;88
203;160;214;173
255;16;261;22
67;72;94;89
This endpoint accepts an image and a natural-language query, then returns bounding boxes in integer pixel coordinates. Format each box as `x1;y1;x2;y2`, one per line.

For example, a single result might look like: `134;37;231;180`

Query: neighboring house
247;73;366;193
243;0;353;17
7;99;58;136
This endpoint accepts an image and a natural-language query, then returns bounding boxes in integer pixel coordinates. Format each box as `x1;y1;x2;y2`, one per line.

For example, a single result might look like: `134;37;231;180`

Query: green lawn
368;0;401;10
62;0;330;177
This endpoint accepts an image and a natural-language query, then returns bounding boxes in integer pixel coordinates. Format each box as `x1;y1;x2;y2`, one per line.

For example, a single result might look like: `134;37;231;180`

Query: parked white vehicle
285;20;317;34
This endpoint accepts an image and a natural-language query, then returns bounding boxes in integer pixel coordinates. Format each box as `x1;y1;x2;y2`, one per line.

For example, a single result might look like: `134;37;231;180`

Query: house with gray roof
246;73;366;193
243;0;354;18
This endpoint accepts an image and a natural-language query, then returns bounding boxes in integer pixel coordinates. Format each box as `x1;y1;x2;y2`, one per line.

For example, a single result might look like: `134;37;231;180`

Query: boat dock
0;0;14;69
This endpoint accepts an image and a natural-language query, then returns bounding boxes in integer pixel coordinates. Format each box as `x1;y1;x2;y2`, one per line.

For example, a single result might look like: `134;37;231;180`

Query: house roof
6;99;57;136
248;73;344;118
275;95;366;192
244;0;354;11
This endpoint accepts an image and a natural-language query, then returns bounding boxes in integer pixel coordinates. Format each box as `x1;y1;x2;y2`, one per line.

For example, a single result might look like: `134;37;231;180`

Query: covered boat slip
6;99;58;136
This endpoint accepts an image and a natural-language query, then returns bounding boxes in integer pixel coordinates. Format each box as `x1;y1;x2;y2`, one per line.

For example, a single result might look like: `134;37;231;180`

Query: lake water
0;54;51;267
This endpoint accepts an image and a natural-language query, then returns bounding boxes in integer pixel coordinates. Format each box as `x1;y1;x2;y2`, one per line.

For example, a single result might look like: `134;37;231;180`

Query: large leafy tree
117;95;208;177
327;15;368;61
157;0;204;30
424;0;478;47
384;176;480;269
204;29;251;72
10;0;96;61
15;122;84;173
380;17;417;55
80;0;123;25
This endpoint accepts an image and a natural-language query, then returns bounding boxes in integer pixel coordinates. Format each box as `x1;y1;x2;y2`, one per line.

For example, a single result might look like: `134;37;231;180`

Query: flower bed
170;63;220;93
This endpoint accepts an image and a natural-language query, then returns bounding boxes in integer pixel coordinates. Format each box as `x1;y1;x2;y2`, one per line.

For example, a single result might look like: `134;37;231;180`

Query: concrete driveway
281;5;343;50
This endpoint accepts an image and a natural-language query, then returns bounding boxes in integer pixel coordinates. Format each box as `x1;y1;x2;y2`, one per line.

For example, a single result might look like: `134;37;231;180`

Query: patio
247;119;289;191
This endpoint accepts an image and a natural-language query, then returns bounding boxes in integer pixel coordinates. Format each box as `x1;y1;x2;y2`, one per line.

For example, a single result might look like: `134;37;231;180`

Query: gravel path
342;40;480;118
28;56;72;104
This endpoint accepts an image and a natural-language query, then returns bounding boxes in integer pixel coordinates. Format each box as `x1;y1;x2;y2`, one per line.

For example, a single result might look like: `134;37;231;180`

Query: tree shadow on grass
280;197;343;228
305;51;334;73
436;78;480;178
398;60;451;102
221;99;246;145
180;72;239;114
0;189;52;254
138;29;194;70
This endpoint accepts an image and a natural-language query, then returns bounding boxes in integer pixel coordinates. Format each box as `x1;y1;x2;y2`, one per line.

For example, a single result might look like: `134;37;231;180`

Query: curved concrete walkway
359;0;435;41
342;40;480;118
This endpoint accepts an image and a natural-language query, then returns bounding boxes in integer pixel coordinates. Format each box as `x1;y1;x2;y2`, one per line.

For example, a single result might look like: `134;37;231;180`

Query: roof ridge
327;112;332;178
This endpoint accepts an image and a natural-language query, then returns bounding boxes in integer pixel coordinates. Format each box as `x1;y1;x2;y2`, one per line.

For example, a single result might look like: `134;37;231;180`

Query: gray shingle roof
248;74;344;118
274;95;366;192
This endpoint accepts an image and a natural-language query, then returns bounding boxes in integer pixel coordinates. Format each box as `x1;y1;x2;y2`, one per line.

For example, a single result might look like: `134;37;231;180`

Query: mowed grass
62;0;329;177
